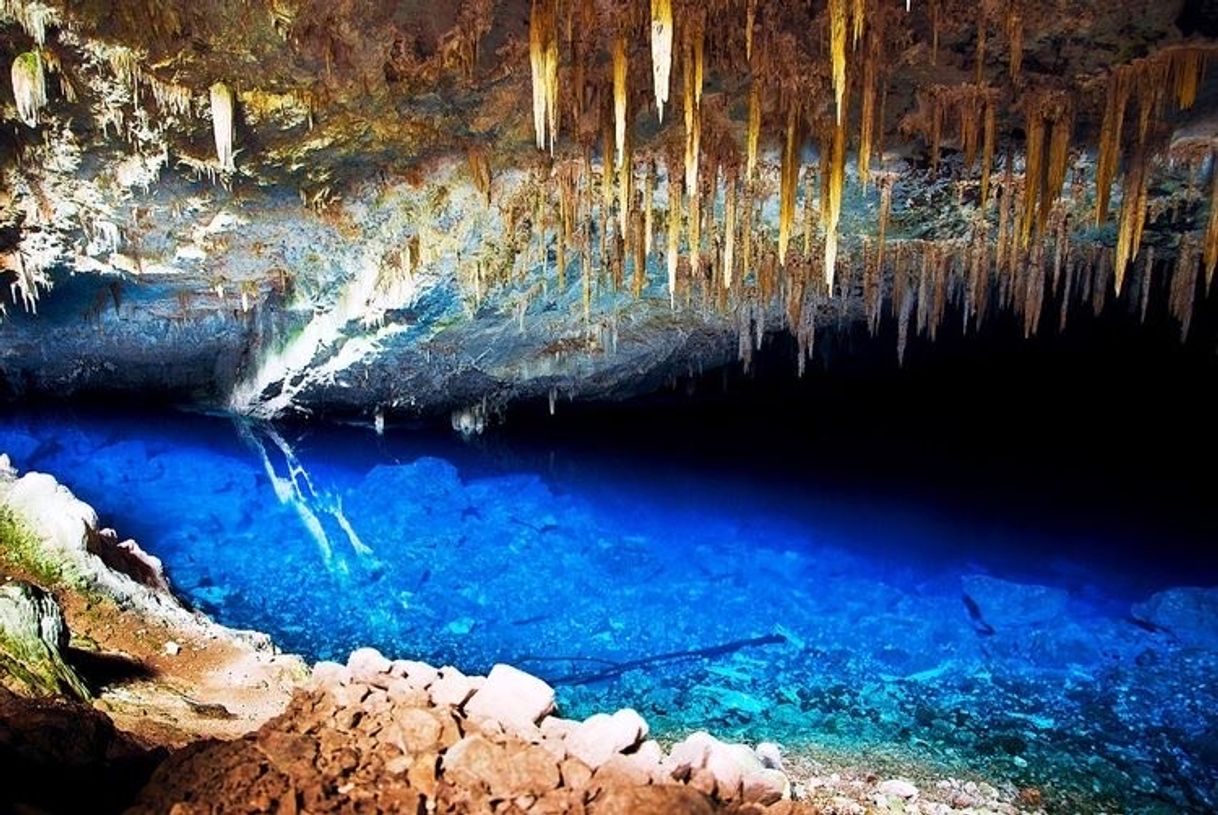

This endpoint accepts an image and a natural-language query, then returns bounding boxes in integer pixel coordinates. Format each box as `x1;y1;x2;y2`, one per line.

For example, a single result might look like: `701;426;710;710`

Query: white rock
429;666;477;708
312;660;351;689
744;768;792;805
564;708;649;769
163;640;181;656
756;741;785;770
347;647;392;680
390;659;439;689
667;731;719;773
878;778;919;799
464;663;556;735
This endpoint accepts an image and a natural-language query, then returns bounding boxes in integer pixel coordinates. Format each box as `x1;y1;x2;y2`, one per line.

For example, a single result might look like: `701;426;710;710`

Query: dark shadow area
65;648;158;693
0;686;166;815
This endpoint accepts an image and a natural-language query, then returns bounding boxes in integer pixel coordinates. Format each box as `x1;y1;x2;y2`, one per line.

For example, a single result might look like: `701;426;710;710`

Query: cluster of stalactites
210;81;236;172
529;0;559;153
1096;46;1216;227
1092;46;1216;289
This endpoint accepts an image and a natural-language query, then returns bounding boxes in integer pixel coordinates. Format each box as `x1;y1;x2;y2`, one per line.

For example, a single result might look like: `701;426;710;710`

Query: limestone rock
390;659;439;689
588;784;715;815
429;665;477;708
878;778;919;799
1132;587;1218;651
463;663;556;735
347;647;392;681
442;734;561;798
0;580;89;700
961;574;1068;629
743;768;791;805
564;708;648;768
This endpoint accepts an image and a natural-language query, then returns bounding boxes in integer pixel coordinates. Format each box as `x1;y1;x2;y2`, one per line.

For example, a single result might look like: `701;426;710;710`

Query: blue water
1;407;1216;812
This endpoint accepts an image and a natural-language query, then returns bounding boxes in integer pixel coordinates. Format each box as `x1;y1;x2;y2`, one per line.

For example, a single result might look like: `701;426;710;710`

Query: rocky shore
1;456;1047;814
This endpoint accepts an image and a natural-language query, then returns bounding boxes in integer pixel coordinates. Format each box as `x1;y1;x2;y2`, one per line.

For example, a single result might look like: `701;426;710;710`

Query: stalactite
803;169;817;257
557;162;581;291
467;146;492;205
858;20;879;185
824;117;846;291
581;211;592;325
830;0;848;124
1019;99;1045;249
529;0;559;153
643;160;655;257
1171;234;1199;340
1006;7;1022;81
980;95;996;211
613;32;628;170
1139;246;1155;323
1205;155;1218;291
667;173;682;307
724;174;737;290
617;136;631;239
650;0;673;122
631;205;647;298
1024;241;1044;337
682;36;700;201
929;94;943;175
1042;98;1072;232
995;157;1012;277
742;183;754;284
746;80;762;182
931;0;940;66
1095;66;1131;225
10;51;46;128
852;0;865;50
778;104;800;267
1114;149;1149;296
877;174;893;281
210;82;236;172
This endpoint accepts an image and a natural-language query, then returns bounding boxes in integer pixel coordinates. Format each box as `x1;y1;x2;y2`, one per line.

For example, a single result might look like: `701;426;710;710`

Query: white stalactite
210;81;236;172
11;51;46;128
650;0;673;123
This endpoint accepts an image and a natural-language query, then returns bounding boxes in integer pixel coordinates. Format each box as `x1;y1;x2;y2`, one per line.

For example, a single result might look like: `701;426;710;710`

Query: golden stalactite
1114;148;1149;296
1205;154;1218;291
747;80;762;182
830;0;848;124
1171;233;1199;340
666;168;682;307
724;173;737;290
858;16;881;186
930;0;940;66
613;31;628;169
824;116;847;291
742;182;754;284
466;145;492;206
980;94;996;211
650;0;673;122
682;34;701;202
693;20;705;110
852;0;866;50
529;0;559;153
1006;6;1022;82
688;172;702;280
1043;100;1073;231
1095;65;1131;225
1171;48;1206;110
1018;98;1046;249
778;103;800;267
556;161;581;291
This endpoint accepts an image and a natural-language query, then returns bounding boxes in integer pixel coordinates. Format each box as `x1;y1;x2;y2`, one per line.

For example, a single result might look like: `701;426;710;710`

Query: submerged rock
1132;587;1218;651
961;574;1069;630
0;580;89;700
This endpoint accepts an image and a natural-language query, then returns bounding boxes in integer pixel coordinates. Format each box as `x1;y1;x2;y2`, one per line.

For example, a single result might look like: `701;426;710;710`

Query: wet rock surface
0;578;90;699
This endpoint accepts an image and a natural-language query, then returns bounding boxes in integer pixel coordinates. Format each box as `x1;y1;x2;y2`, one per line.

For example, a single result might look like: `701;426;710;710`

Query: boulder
961;574;1068;629
0;580;90;700
346;647;392;680
429;666;477;708
878;778;919;799
588;784;715;815
442;734;561;798
312;660;351;690
463;663;556;735
1132;587;1218;651
756;741;785;770
390;659;439;689
743;768;791;805
563;708;649;769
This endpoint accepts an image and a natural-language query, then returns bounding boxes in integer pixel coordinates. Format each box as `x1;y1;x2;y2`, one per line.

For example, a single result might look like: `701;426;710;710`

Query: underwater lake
1;405;1215;813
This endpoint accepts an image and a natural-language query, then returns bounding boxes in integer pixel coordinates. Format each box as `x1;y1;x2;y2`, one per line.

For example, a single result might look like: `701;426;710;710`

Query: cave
1;1;1217;813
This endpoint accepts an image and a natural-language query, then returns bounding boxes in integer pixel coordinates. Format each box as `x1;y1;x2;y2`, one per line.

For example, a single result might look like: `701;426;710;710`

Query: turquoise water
1;408;1215;812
